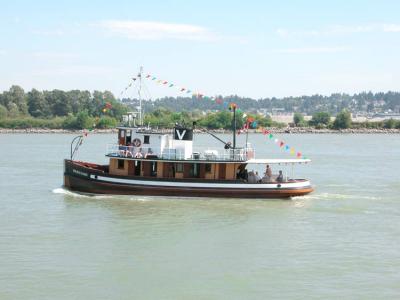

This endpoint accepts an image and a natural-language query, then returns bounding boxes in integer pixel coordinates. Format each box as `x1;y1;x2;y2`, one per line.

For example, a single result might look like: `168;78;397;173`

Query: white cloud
274;46;351;54
32;65;120;76
32;52;78;59
383;24;400;32
96;20;219;41
32;29;65;36
276;23;400;37
277;28;320;37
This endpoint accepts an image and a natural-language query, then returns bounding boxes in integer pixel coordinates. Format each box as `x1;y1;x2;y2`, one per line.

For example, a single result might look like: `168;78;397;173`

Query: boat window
117;159;124;169
126;130;131;144
176;163;183;173
144;135;150;144
151;162;157;177
134;161;141;176
190;163;200;178
205;164;212;173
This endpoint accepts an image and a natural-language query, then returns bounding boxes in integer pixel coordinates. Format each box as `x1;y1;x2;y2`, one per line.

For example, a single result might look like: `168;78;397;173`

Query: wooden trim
219;163;226;179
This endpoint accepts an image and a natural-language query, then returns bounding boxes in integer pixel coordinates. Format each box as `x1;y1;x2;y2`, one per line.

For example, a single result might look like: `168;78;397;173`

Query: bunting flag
142;71;308;160
120;76;138;96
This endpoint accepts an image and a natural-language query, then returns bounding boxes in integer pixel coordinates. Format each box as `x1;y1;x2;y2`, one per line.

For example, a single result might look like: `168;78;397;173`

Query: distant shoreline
1;128;399;134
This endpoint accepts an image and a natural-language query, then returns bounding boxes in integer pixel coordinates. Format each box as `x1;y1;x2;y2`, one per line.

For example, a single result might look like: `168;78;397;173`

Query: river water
0;133;399;299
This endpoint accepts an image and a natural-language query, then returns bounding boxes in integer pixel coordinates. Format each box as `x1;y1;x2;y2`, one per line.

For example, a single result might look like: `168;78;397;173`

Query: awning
245;158;311;164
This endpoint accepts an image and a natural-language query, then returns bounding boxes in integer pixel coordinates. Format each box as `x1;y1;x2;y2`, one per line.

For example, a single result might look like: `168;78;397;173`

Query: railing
105;144;255;161
106;144;160;159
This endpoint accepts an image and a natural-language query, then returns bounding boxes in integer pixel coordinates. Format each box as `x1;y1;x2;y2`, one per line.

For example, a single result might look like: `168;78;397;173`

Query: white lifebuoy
132;138;141;147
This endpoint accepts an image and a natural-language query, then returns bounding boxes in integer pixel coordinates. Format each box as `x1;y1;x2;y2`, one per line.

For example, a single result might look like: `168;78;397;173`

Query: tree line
293;111;400;129
1;85;399;130
0;85;127;129
123;91;400;115
143;108;285;130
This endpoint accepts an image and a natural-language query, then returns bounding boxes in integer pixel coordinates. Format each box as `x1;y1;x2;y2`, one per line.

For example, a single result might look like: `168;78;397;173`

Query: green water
0;133;399;299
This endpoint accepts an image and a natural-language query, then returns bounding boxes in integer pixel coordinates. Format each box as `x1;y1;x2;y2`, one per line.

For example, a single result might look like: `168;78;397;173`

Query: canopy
245;158;311;164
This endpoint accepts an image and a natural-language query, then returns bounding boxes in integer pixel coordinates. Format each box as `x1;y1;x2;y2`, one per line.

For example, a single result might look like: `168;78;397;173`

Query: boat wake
52;187;158;202
292;192;380;201
52;187;93;198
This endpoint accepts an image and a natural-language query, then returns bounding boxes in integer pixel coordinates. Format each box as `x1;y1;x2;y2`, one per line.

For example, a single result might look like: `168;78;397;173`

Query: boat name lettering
72;169;88;177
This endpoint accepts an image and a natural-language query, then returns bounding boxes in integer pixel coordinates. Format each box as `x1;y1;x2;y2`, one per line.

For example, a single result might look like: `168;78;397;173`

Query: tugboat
63;110;313;199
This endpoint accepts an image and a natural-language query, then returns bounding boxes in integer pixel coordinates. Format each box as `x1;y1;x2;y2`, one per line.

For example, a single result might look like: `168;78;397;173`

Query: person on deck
276;170;284;182
265;164;272;179
255;171;261;183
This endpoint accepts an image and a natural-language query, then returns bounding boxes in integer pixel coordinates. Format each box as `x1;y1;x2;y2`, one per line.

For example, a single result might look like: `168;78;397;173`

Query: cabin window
134;161;141;176
205;164;212;173
144;135;150;144
117;159;125;169
190;163;200;178
176;163;183;173
151;162;157;177
126;130;131;144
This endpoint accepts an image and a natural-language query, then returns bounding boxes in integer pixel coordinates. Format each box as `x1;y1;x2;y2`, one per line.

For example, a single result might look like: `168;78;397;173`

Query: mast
229;103;237;149
232;105;236;149
138;66;143;126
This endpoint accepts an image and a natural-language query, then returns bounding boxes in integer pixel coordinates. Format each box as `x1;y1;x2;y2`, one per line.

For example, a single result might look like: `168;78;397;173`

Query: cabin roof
245;158;311;164
116;126;171;134
106;154;247;164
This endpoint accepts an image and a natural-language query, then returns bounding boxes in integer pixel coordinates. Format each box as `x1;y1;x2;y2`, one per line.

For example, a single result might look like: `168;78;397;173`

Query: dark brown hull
63;160;313;199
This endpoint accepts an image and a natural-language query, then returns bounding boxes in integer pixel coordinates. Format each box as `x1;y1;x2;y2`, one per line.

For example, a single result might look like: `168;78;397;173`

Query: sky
1;0;400;99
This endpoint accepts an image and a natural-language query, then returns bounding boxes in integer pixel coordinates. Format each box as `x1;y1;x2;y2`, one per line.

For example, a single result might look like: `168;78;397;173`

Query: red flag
247;117;255;123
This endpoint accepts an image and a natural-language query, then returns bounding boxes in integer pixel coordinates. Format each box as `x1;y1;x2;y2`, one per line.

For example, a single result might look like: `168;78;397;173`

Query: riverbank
1;127;400;134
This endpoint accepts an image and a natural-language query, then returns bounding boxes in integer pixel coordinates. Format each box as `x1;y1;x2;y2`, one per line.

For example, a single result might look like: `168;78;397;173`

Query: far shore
1;127;399;134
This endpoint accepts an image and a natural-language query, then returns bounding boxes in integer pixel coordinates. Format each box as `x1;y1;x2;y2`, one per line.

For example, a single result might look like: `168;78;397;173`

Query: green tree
67;90;91;114
383;118;396;129
2;86;28;115
7;103;20;118
293;112;304;126
310;112;331;127
333;109;352;129
96;116;118;128
27;89;50;118
49;90;71;116
0;104;7;119
62;115;77;129
75;110;93;129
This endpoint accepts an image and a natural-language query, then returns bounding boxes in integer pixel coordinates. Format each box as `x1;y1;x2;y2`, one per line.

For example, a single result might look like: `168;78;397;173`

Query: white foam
292;192;380;201
51;187;93;198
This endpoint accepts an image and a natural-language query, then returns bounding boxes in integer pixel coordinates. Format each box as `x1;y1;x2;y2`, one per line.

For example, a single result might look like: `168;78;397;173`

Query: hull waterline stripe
90;175;311;189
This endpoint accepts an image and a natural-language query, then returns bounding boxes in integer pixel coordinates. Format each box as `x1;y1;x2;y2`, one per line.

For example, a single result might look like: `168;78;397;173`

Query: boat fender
277;184;281;188
133;138;141;147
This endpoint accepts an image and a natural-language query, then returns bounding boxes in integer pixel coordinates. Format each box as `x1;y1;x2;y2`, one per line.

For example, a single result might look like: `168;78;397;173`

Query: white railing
105;144;255;161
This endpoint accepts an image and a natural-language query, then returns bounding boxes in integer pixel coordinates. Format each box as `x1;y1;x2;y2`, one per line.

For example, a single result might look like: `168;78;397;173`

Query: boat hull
63;160;313;199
